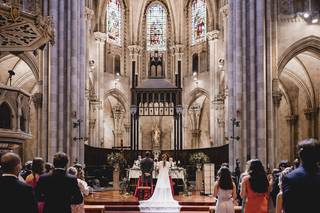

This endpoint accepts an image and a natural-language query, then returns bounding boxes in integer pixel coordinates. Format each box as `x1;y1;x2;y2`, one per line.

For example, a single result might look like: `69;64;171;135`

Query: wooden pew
209;206;242;213
84;205;105;213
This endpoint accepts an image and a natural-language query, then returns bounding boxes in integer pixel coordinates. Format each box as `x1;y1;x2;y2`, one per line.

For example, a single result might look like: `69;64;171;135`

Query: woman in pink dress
26;157;45;213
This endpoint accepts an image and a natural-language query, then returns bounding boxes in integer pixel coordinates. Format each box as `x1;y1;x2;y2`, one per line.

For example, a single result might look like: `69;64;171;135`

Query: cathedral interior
1;0;320;205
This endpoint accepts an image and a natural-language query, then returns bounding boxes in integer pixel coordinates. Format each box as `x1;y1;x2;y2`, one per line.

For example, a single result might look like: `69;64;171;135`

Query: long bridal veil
139;161;181;213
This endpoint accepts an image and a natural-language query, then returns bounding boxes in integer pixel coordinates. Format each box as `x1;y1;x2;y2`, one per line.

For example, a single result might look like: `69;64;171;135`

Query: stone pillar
32;92;43;157
170;45;184;86
304;108;318;138
272;90;282;167
286;115;298;161
191;129;201;148
84;7;94;152
207;30;221;146
128;45;142;87
45;0;86;163
94;32;107;148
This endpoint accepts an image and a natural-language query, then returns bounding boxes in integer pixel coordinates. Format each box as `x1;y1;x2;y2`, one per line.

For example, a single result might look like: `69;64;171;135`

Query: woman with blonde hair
67;167;90;213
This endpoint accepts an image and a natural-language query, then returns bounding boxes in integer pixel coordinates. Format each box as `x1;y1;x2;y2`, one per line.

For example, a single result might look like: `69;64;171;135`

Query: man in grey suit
139;151;154;199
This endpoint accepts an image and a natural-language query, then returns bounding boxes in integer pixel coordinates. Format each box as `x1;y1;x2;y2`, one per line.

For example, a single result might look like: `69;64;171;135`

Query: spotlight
303;12;310;19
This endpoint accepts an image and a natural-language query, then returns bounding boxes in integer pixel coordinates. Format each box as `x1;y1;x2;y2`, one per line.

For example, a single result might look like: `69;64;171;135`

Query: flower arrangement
107;152;123;165
189;152;209;165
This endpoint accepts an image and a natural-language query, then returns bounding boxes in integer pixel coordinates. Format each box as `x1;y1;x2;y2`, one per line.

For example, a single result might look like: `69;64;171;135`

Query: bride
139;153;181;213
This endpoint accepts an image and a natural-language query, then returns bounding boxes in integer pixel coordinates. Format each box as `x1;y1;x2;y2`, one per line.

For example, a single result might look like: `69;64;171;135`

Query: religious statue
152;126;161;148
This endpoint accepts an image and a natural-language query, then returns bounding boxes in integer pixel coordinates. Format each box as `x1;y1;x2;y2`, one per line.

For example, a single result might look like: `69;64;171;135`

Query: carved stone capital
84;7;94;20
191;129;201;137
89;119;96;128
128;45;142;57
286;114;298;125
94;32;107;42
304;108;318;120
220;5;229;18
170;44;184;57
272;91;283;107
207;30;220;41
32;92;43;108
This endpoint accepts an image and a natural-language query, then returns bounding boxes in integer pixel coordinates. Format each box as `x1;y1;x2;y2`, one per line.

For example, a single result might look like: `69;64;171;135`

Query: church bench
84;205;105;213
209;206;242;213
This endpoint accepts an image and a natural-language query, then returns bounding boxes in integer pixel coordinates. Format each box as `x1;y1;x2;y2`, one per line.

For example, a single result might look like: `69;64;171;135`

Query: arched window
146;3;167;51
192;53;199;74
191;0;206;45
0;103;12;129
107;0;122;46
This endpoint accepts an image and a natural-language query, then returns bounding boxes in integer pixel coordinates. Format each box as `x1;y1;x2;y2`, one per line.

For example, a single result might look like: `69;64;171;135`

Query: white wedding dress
139;161;181;213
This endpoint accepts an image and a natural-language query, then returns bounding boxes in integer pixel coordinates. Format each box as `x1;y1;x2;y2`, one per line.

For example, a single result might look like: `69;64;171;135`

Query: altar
128;166;186;194
128;167;186;180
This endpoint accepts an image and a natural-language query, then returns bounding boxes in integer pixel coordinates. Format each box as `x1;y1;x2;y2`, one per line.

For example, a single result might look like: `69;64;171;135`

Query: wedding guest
44;162;54;174
271;160;289;206
67;167;90;213
26;157;45;213
239;160;251;213
275;167;293;213
213;166;237;213
240;159;272;213
0;152;37;213
20;160;32;179
35;152;83;213
282;138;320;213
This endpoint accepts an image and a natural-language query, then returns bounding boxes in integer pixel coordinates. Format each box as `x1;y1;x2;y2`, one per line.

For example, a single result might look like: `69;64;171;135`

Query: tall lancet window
146;3;167;51
107;0;121;46
191;0;206;44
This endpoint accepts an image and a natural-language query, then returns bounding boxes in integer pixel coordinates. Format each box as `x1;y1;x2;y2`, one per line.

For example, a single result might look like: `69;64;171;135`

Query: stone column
94;32;107;148
286;115;298;161
207;30;222;146
128;45;142;87
32;92;43;157
45;0;86;163
272;90;282;167
170;45;184;86
304;108;318;138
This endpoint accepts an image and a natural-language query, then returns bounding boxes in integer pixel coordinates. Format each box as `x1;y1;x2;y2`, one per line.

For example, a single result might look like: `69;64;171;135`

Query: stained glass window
191;0;206;44
107;0;121;46
146;3;167;51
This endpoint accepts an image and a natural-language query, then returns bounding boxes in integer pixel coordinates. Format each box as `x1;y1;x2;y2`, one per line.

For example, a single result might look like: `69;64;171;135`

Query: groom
139;151;154;199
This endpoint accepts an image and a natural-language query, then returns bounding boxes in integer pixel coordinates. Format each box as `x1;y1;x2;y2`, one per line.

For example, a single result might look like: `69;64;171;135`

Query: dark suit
35;169;83;213
140;157;154;189
282;165;320;213
0;175;38;213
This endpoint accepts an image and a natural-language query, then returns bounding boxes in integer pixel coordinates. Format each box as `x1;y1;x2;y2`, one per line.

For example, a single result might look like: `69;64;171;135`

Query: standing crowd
213;138;320;213
1;138;320;213
0;152;89;213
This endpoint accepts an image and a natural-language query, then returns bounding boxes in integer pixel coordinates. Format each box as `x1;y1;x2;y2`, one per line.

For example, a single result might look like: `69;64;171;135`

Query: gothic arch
0;101;15;129
0;52;40;81
104;88;129;112
186;87;209;109
137;0;176;43
185;0;216;31
97;0;127;32
278;36;320;76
